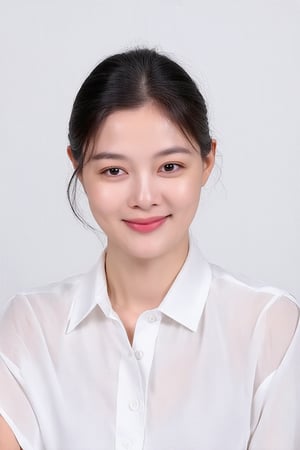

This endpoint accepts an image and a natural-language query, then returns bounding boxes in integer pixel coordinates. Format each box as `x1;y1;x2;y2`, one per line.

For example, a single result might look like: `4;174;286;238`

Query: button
135;350;144;360
148;314;157;323
129;399;140;411
122;438;133;449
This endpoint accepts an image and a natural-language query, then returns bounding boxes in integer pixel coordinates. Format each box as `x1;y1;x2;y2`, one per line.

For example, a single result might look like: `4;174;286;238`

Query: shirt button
135;350;144;360
129;399;140;411
122;438;133;449
148;314;158;323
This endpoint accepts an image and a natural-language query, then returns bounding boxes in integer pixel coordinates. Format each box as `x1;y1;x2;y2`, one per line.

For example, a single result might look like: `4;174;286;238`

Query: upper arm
255;295;299;389
0;416;21;450
248;295;300;449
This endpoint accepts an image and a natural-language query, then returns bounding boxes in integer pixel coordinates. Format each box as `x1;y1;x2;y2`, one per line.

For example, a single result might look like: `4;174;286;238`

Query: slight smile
123;216;171;233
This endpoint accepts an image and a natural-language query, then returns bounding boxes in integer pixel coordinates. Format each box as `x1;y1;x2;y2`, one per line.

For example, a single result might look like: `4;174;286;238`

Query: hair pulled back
68;48;212;223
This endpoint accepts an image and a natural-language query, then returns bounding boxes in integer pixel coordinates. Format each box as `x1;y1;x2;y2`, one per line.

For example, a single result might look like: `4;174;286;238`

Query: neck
105;238;189;314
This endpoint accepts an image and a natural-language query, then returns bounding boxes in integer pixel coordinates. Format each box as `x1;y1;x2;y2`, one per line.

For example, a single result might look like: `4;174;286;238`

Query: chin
126;244;166;261
121;233;188;262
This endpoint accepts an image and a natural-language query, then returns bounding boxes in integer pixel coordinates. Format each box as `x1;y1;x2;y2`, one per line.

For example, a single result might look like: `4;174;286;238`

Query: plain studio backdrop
0;0;299;309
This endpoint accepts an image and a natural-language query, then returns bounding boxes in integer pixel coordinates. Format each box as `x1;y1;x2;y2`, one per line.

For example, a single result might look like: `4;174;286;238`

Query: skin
0;416;21;450
0;102;215;447
68;101;216;342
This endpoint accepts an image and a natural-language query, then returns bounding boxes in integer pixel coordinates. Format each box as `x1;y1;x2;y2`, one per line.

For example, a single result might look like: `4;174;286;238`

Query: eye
101;167;126;176
160;163;182;173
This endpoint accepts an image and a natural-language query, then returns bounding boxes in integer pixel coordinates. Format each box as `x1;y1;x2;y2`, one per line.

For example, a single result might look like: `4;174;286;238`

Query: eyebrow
91;147;193;161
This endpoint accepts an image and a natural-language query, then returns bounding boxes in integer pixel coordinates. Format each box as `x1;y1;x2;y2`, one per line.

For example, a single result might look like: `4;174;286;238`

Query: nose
128;173;160;210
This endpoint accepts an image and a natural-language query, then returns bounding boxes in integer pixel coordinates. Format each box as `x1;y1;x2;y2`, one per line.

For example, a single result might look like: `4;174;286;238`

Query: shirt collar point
158;240;212;331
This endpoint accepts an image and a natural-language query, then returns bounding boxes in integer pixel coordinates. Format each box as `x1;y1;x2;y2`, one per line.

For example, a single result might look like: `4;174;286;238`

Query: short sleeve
0;297;43;450
248;294;300;449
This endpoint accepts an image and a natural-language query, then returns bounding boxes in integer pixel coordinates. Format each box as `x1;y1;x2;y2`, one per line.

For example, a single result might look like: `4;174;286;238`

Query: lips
125;216;168;225
123;216;170;233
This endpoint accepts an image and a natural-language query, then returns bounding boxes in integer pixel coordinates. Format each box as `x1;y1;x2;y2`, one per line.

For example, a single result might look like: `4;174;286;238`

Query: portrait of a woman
0;48;299;450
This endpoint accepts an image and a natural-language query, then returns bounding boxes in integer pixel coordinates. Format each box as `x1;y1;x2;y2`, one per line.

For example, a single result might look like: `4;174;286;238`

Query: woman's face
70;102;215;261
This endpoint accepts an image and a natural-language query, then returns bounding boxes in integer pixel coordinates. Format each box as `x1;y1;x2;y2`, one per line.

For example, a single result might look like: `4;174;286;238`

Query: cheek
85;184;120;217
170;177;202;207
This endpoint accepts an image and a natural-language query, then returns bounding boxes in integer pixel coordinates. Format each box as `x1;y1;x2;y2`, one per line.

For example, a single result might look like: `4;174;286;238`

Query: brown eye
101;167;126;176
108;168;121;176
164;163;175;172
160;163;182;173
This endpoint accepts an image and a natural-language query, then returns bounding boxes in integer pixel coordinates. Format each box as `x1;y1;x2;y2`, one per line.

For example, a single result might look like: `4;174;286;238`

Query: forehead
92;103;198;155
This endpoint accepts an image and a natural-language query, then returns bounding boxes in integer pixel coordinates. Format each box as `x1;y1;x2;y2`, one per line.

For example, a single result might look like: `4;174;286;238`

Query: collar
65;237;212;334
158;236;212;331
65;252;113;334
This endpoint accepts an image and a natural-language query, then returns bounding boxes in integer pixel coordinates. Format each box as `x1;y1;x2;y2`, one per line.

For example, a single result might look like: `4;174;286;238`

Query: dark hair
68;48;212;223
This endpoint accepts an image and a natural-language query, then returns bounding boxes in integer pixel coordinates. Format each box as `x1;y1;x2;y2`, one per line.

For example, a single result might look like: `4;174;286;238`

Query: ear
201;139;216;187
67;145;83;184
67;145;77;170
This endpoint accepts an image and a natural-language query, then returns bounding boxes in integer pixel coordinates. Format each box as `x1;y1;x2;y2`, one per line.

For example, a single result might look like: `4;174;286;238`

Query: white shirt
0;239;299;450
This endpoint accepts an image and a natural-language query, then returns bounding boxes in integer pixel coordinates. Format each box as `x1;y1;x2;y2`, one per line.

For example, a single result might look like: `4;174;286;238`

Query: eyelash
159;163;183;173
101;167;126;176
99;162;184;177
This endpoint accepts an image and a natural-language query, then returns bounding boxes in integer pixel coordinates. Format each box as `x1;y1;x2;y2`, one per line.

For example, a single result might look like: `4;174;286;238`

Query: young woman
0;48;299;450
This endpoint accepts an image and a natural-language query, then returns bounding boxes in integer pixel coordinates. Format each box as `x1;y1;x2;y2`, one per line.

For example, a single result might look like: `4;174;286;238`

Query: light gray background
0;0;299;307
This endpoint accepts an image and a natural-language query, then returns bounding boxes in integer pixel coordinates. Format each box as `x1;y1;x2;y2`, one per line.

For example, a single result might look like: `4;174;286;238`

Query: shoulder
0;271;86;345
209;262;298;310
205;264;299;385
207;263;299;344
189;236;298;312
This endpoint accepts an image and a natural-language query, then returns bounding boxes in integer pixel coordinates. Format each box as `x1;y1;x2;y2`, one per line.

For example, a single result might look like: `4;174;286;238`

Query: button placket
116;311;162;450
115;350;144;450
128;399;140;411
122;438;134;450
134;350;144;360
147;313;158;323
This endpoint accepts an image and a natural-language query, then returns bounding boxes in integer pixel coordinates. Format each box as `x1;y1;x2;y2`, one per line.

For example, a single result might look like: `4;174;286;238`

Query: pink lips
123;216;169;233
